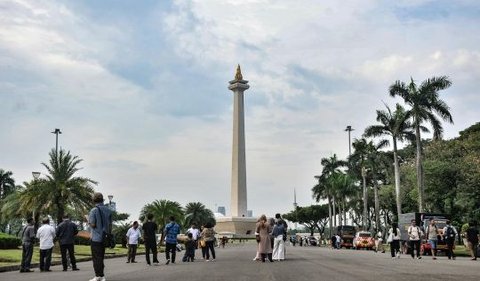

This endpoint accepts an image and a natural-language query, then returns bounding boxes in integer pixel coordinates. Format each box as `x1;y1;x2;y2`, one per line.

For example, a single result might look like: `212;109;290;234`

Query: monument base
215;216;257;238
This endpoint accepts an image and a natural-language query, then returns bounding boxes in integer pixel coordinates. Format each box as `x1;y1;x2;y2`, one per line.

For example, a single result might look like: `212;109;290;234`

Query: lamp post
107;195;116;211
32;172;41;180
345;126;354;158
51;128;62;155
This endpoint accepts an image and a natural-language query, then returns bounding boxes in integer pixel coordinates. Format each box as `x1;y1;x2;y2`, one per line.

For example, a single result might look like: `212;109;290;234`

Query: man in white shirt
126;221;142;263
187;224;200;245
408;219;423;259
36;217;56;272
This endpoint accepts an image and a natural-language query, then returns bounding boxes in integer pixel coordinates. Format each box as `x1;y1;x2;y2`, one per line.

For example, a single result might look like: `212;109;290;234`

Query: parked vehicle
353;231;375;250
308;236;318;246
398;213;451;255
337;225;356;249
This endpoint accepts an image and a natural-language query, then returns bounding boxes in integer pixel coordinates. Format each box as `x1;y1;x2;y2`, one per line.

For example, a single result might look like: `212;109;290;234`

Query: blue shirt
88;203;112;243
164;222;180;244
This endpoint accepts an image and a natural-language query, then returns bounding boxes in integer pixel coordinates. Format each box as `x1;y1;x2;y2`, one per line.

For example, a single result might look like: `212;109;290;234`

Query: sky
1;0;479;221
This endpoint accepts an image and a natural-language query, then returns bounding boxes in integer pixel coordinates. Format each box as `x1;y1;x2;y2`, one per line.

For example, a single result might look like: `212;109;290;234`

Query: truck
336;225;356;249
398;213;451;255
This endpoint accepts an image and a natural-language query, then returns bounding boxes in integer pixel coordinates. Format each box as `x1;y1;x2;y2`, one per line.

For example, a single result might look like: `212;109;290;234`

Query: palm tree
140;199;184;244
350;138;370;229
390;76;453;212
364;103;416;216
0;169;15;200
184;202;216;227
37;149;97;224
312;154;347;235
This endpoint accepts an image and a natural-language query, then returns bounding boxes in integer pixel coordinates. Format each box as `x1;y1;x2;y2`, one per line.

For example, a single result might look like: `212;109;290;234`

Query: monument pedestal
215;216;257;238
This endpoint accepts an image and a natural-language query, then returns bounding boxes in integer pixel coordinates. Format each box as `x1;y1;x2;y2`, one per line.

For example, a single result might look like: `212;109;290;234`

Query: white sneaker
99;277;106;281
89;277;99;281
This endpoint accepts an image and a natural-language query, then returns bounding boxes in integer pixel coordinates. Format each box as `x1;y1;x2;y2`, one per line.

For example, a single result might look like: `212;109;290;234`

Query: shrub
0;232;22;249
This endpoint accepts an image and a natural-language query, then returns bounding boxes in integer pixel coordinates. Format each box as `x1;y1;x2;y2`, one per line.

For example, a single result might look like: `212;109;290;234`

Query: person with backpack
426;218;439;260
442;220;457;260
88;192;113;281
465;222;479;261
408;219;423;259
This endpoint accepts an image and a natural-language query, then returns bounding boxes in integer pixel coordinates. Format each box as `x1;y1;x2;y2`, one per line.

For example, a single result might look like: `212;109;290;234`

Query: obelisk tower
228;65;249;217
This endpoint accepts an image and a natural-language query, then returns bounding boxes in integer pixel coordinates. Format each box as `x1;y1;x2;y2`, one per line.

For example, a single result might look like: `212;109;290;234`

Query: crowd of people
17;194;480;280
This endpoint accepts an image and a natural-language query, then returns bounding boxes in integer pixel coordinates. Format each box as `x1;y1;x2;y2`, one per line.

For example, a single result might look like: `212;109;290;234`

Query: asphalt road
2;243;479;281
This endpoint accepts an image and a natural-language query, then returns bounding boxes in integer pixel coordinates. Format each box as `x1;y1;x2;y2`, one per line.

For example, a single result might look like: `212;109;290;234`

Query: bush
0;232;22;249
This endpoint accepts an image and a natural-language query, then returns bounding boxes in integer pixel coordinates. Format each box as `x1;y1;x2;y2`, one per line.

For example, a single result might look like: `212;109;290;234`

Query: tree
184;202;216;228
390;76;453;212
139;199;184;244
350;138;370;229
0;169;15;200
37;149;97;224
283;204;329;236
364;103;416;216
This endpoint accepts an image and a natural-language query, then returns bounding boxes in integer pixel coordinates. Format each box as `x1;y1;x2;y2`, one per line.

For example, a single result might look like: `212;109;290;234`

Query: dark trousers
201;245;207;258
127;244;138;262
60;243;77;270
145;241;158;264
205;241;216;260
39;248;53;271
445;239;456;259
20;243;34;270
409;240;421;258
91;241;106;277
390;240;400;257
165;242;177;263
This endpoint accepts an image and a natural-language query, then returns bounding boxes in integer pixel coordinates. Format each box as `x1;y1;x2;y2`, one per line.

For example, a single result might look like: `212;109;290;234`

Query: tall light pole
51;128;62;155
345;126;354;157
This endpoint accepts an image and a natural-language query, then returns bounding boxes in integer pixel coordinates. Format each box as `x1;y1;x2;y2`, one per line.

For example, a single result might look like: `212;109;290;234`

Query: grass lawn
0;244;144;267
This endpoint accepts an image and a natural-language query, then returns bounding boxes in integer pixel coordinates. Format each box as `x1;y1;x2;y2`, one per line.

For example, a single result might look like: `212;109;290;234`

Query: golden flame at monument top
235;64;243;80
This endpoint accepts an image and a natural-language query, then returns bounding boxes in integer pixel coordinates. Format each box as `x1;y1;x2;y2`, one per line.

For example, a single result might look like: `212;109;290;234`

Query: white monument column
228;65;249;217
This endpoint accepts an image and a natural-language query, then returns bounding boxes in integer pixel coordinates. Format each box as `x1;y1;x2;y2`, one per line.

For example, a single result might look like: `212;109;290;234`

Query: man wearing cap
88;192;112;281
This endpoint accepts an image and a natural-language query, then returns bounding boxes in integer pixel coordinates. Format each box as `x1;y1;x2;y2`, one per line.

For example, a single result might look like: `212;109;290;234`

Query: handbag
255;235;261;243
96;206;115;249
387;232;393;243
199;239;206;247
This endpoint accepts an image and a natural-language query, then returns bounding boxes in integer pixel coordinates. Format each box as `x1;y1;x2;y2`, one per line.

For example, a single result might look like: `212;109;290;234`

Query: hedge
0;232;22;249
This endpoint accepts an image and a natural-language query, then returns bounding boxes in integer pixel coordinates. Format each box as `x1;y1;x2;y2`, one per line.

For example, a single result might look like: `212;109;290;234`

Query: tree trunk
332;197;337;228
373;179;380;232
328;195;332;238
393;138;402;216
362;166;368;230
415;121;424;212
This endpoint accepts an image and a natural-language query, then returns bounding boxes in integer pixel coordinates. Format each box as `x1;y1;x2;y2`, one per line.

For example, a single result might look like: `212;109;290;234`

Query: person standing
56;214;79;271
466;222;479;261
375;230;385;253
164;216;180;264
442;220;457;260
142;214;159;266
408;219;423;259
272;220;285;261
19;218;35;273
36;217;56;272
88;192;112;281
126;221;141;263
426;219;439;260
388;222;401;259
255;215;273;262
186;223;200;248
201;222;217;262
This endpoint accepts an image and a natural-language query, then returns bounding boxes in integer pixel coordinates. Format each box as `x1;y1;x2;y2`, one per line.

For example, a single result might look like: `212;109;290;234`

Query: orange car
353;231;375;250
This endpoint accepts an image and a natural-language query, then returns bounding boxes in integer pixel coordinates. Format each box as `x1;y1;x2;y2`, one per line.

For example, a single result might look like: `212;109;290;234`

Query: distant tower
293;188;298;230
228;65;250;217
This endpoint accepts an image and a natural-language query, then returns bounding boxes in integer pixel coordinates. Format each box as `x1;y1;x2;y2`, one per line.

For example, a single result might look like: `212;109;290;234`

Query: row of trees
0;149;217;241
285;76;479;236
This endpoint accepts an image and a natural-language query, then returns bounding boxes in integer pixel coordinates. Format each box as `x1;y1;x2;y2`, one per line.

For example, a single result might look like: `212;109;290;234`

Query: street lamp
108;195;113;205
51;128;62;155
345;126;354;157
32;172;41;180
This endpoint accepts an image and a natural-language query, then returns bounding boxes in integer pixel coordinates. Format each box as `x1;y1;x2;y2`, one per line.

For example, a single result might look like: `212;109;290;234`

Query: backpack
445;226;455;240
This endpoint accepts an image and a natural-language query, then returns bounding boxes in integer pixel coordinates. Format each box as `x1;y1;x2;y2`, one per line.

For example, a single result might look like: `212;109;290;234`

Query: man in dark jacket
56;214;79;271
19;218;35;273
142;213;159;265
